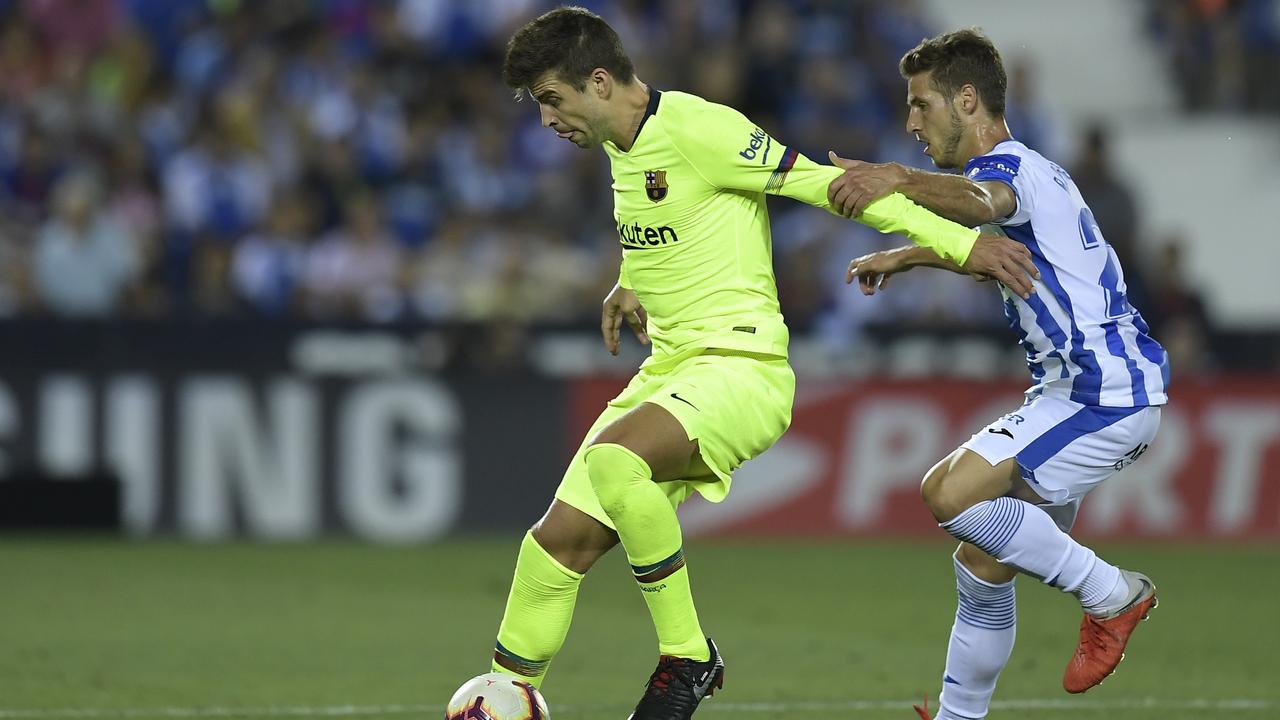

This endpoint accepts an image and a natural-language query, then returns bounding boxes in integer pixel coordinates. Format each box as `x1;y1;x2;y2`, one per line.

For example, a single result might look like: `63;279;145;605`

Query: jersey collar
623;88;661;152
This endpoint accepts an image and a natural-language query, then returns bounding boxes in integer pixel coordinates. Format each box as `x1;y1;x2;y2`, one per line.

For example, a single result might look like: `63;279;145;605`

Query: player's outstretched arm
826;153;1016;228
846;245;951;295
823;153;1038;297
601;282;649;356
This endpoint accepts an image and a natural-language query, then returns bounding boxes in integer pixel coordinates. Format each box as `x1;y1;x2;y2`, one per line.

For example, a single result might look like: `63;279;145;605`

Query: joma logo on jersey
739;127;771;164
644;170;668;202
617;220;679;247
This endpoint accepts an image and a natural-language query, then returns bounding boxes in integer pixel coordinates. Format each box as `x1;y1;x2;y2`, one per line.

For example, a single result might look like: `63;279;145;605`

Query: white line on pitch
0;698;1272;718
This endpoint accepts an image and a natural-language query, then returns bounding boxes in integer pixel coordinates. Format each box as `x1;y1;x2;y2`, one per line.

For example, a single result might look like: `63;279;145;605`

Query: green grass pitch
1;537;1276;719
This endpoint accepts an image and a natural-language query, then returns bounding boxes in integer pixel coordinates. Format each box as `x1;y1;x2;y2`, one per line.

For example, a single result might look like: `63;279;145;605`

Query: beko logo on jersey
739;127;771;164
617;220;680;247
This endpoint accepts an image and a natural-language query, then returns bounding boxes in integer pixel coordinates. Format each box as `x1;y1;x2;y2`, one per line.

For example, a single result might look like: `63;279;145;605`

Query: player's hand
826;151;908;218
846;248;911;295
601;283;649;356
963;234;1040;299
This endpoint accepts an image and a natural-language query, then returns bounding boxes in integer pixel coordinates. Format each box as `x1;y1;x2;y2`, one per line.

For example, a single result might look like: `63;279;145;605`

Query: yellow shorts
554;349;795;530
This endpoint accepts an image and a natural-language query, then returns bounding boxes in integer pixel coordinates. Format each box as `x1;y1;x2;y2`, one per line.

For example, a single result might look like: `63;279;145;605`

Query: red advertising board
570;376;1280;539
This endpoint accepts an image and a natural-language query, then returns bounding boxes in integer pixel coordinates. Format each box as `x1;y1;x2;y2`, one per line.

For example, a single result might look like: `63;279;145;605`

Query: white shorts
962;393;1162;531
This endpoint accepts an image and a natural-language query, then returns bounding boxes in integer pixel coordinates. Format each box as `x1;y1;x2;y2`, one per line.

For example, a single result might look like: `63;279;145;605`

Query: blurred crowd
0;0;1241;371
1147;0;1280;113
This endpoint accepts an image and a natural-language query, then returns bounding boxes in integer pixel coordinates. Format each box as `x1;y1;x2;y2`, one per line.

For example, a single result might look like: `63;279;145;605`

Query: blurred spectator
1070;123;1151;313
231;190;311;317
0;0;1266;376
1145;236;1215;372
302;191;404;322
33;172;138;317
1149;0;1280;113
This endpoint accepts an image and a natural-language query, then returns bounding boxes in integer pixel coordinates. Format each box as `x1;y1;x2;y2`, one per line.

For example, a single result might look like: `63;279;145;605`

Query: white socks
941;498;1130;614
937;555;1016;720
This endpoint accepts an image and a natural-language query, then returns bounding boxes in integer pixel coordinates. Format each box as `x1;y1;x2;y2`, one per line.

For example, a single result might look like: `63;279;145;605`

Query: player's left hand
964;234;1040;299
826;152;908;218
601;283;650;356
846;248;910;295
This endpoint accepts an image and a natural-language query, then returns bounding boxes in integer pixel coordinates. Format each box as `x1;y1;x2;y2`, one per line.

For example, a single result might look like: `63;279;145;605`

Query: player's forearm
896;244;967;274
858;193;978;265
898;168;1002;227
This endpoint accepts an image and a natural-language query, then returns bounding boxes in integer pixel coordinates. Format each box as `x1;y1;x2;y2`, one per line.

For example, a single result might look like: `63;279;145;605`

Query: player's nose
539;104;556;128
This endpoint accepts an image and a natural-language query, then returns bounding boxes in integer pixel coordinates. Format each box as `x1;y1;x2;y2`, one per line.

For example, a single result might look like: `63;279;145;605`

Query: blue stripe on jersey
1102;320;1149;405
965;153;1023;185
1022;291;1074;379
1131;311;1172;389
1004;221;1104;405
1004;299;1046;383
1017;404;1145;470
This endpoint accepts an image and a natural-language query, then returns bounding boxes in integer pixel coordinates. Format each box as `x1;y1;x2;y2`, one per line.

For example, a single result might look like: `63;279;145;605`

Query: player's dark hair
503;6;635;97
899;28;1007;116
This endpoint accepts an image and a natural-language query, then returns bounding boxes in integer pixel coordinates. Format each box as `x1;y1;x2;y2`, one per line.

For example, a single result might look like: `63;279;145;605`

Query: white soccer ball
445;673;550;720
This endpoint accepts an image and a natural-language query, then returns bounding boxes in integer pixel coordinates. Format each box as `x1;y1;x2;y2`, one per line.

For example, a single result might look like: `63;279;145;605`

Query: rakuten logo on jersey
617;220;680;248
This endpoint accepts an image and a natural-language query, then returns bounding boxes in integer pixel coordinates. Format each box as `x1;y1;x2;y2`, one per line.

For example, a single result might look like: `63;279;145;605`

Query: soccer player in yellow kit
487;8;1037;719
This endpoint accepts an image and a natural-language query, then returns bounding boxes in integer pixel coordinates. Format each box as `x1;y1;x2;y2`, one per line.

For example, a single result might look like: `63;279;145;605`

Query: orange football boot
1063;570;1158;693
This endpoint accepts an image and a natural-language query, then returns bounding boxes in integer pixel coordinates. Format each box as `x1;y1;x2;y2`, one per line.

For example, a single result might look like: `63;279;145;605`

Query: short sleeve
965;153;1032;225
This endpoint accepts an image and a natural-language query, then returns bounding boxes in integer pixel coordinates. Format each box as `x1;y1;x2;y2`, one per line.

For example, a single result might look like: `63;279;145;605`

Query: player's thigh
920;448;1022;522
554;371;666;531
589;401;700;483
641;351;795;499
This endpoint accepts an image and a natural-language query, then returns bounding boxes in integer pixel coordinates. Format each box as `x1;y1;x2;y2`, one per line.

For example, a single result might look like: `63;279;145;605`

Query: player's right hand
963;235;1040;300
847;249;909;295
602;283;650;356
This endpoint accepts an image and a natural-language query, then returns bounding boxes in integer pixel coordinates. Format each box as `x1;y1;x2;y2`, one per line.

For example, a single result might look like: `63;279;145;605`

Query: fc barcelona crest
644;170;668;202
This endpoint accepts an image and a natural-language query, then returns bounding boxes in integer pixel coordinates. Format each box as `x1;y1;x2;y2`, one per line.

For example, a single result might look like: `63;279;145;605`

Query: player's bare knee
531;502;618;573
921;461;971;523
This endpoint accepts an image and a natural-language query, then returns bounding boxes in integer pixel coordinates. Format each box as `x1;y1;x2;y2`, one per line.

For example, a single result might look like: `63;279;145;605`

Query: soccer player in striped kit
829;29;1167;720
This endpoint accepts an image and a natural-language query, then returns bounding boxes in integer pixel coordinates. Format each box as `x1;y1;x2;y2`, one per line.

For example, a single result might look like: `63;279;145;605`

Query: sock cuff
631;547;687;583
523;531;585;582
954;554;1017;631
941;497;1028;557
494;639;550;679
583;442;652;474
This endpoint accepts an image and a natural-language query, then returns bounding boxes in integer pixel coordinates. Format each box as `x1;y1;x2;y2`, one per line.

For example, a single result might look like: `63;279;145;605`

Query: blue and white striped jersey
967;140;1169;407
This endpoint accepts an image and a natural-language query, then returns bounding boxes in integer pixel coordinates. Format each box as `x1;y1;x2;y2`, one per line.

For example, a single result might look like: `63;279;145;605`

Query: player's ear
957;84;980;116
591;68;611;99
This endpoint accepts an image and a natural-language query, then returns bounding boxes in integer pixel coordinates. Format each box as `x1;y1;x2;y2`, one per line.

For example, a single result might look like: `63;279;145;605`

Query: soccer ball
445;673;550;720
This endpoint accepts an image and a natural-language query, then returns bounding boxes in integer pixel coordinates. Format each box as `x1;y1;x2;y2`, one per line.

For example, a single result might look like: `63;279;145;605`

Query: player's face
905;72;965;170
528;73;606;149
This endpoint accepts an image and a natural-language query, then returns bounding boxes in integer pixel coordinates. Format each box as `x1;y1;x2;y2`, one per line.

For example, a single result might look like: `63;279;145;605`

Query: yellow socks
585;443;709;661
491;531;583;688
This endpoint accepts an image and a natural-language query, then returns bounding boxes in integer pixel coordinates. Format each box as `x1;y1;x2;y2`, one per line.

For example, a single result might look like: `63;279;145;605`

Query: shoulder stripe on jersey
964;153;1022;184
764;147;799;193
1004;221;1105;405
1017;404;1146;470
